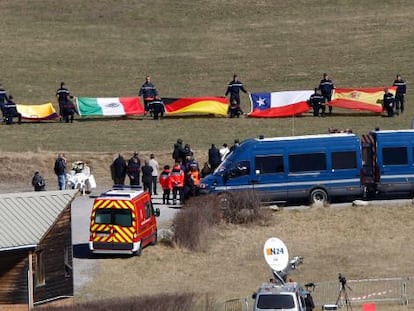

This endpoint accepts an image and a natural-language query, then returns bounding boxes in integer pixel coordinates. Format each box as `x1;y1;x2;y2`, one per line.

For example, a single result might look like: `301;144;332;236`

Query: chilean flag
248;90;313;118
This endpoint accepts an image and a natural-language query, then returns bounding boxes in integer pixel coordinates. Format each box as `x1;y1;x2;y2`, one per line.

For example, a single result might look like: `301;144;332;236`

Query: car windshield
214;159;233;175
257;294;295;309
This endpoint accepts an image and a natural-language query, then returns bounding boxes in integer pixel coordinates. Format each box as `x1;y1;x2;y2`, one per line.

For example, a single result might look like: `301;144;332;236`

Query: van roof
98;188;146;200
253;133;356;142
257;282;301;295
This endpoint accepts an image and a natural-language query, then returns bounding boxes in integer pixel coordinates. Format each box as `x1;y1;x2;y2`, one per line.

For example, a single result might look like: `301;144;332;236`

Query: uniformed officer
383;88;395;117
393;74;407;114
319;73;335;115
308;88;326;117
4;95;22;124
138;76;158;115
225;74;248;106
56;82;71;121
0;82;10;119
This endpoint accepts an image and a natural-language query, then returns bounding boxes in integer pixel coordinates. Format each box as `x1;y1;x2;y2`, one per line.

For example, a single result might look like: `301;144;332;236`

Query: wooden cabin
0;190;78;311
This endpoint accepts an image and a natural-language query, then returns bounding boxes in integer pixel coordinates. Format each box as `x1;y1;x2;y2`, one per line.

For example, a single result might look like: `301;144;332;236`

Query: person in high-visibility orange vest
159;165;172;205
170;163;184;205
183;166;201;202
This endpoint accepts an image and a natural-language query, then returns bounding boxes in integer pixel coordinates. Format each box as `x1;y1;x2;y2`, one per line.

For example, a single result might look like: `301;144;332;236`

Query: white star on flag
256;97;266;106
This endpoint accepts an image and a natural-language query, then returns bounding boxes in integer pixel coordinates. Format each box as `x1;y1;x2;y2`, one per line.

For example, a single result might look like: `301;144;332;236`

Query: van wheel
310;188;328;206
135;241;143;256
151;230;158;246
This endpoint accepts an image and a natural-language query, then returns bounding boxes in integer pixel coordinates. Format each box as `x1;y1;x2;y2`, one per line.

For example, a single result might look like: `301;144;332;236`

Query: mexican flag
76;97;144;117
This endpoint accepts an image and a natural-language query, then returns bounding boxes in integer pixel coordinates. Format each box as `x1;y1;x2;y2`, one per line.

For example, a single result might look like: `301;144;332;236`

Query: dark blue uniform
0;85;9;118
4;98;22;124
225;77;248;106
393;76;407;113
139;79;158;113
319;76;335;114
56;84;70;120
308;91;326;117
383;91;395;117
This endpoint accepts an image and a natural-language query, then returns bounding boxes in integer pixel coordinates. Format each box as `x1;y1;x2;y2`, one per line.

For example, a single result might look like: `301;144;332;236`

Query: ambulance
89;187;160;256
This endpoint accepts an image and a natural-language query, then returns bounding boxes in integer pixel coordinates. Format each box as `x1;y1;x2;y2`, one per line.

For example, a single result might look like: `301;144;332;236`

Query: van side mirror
155;208;160;217
252;292;257;299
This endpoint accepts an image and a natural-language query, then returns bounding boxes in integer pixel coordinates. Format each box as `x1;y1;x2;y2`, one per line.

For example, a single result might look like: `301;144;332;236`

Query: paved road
71;187;181;294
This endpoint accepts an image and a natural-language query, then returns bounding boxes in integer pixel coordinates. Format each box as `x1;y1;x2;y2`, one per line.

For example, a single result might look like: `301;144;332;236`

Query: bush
172;195;221;251
219;190;269;224
172;191;271;252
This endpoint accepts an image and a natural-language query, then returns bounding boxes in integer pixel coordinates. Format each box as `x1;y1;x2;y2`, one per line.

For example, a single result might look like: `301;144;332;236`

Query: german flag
162;97;228;116
331;87;397;113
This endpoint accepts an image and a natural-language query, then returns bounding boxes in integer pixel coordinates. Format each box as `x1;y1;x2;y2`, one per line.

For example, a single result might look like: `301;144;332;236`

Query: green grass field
1;0;414;153
1;0;414;308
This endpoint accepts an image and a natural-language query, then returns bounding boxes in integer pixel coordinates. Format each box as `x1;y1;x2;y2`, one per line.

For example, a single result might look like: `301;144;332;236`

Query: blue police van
361;129;414;198
200;133;363;205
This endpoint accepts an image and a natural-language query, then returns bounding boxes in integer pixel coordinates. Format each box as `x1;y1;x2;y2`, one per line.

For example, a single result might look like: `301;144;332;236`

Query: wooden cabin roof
0;190;78;252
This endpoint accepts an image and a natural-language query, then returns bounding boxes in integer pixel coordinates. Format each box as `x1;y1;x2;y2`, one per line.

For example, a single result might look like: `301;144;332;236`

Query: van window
114;209;132;227
257;294;295;309
382;147;408;165
95;209;132;227
229;161;250;178
145;201;153;219
332;151;357;169
289;153;326;172
255;155;284;174
95;209;112;224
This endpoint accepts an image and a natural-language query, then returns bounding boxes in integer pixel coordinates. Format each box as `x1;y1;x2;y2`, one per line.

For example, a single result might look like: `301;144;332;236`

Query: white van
252;282;306;311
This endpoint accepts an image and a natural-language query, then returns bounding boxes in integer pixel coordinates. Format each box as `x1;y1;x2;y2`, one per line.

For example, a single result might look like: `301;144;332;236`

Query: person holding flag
319;73;335;115
139;75;158;116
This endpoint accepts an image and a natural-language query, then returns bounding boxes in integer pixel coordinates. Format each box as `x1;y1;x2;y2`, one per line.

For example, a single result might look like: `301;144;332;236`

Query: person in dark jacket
127;152;141;185
111;154;127;185
54;153;67;190
32;171;46;191
318;73;335;115
0;82;9;119
4;95;22;124
225;74;248;106
56;82;71;121
141;159;153;194
393;74;407;114
127;156;141;186
208;144;221;171
139;76;158;115
383;88;395;117
308;88;326;117
172;138;185;162
148;99;165;120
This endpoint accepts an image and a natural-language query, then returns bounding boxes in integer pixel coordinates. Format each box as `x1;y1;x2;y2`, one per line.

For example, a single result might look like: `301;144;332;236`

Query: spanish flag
162;97;228;116
331;87;397;113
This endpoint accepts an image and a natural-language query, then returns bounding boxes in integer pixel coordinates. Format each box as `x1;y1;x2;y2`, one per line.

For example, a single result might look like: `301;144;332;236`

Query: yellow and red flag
331;87;397;113
163;97;228;116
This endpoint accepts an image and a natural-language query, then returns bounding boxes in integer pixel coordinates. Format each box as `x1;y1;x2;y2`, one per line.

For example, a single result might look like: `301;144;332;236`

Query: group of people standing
383;74;407;117
111;152;160;195
308;73;407;118
308;73;335;117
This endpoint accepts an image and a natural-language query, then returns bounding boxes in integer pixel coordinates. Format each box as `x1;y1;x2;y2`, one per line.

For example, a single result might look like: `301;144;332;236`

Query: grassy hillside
0;0;414;153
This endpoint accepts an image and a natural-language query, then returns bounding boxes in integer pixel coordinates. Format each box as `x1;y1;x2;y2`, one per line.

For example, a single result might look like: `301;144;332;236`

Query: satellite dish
263;237;289;271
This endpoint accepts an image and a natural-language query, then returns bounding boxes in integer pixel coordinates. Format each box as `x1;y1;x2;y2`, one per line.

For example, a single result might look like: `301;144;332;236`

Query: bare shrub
220;190;266;224
172;195;221;251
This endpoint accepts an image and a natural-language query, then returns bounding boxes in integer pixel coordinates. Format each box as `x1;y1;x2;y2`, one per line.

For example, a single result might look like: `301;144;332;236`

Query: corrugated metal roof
0;190;78;251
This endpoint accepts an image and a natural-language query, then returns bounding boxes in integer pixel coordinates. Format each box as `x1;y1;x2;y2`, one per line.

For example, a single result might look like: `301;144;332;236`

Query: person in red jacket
170;162;185;205
159;165;172;204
